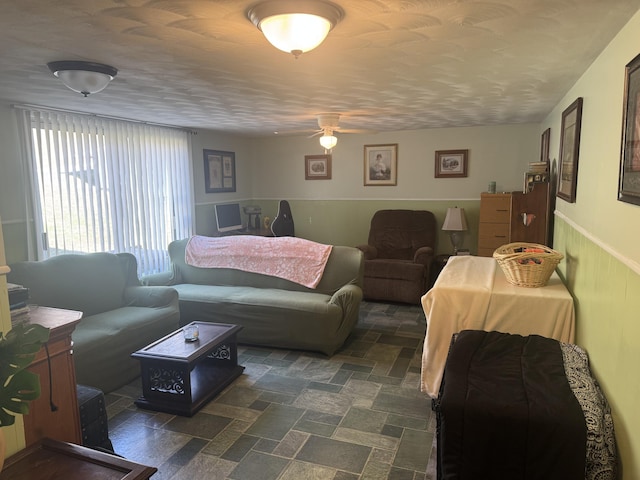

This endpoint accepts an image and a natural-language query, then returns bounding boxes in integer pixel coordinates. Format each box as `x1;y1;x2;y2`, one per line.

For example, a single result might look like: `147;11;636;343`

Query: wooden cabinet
22;306;83;447
478;193;513;257
478;182;550;257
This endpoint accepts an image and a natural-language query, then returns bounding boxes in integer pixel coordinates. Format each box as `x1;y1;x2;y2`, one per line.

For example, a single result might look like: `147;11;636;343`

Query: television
215;203;244;233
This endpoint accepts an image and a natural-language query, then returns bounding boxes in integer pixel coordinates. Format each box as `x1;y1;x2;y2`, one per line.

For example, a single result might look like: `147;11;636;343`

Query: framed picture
435;149;468;178
204;149;236;193
540;128;550;164
557;97;583;203
364;144;398;186
619;53;640;206
305;154;332;180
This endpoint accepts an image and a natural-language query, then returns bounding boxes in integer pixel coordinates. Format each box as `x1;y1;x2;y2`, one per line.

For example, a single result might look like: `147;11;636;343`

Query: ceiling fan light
319;134;337;150
247;0;344;58
47;60;117;97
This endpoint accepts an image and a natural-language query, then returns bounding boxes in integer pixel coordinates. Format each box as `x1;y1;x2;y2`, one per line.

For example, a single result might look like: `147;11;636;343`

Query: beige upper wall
246;124;539;201
542;9;640;267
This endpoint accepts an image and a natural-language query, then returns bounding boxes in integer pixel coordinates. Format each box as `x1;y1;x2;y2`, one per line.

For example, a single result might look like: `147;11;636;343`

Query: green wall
554;216;640;478
195;199;480;254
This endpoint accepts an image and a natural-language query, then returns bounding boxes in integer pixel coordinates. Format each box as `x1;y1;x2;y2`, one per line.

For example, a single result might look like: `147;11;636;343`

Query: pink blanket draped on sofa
185;235;333;289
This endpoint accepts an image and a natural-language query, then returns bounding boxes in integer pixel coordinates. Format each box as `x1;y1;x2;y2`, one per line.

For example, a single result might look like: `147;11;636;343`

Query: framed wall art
557;97;583;203
619;52;640;206
540;128;551;164
435;149;468;178
305;154;332;180
204;149;236;193
364;144;398;186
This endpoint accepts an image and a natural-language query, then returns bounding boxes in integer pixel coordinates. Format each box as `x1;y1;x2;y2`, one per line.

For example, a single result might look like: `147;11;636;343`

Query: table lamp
442;207;468;254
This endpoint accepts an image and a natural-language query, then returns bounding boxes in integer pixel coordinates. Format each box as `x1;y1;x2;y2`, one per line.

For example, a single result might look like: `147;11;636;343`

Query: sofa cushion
8;253;129;316
173;284;348;355
72;305;180;392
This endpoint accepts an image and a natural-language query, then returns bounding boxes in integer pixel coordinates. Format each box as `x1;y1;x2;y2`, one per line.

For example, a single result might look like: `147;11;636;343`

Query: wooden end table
131;322;244;417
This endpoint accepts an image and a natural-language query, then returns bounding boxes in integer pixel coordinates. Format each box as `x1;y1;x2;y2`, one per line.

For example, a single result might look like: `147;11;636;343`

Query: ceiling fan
307;113;370;150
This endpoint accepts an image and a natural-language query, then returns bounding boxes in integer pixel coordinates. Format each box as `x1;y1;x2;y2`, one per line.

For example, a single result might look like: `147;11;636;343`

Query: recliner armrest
124;285;178;308
413;246;435;266
356;244;378;260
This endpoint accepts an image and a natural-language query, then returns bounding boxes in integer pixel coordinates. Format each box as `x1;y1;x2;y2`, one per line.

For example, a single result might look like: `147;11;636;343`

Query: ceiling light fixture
47;61;118;97
247;0;344;58
319;129;337;150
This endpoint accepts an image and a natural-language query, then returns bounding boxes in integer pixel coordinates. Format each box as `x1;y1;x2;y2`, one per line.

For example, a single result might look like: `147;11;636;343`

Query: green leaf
0;323;50;426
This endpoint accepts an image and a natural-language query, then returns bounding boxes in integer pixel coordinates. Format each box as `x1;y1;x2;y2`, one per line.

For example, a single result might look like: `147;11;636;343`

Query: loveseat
142;237;364;355
8;252;180;393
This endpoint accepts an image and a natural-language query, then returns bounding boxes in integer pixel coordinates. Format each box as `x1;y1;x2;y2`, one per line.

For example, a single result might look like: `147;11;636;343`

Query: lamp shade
247;0;344;57
442;207;468;231
319;134;337;150
47;61;117;97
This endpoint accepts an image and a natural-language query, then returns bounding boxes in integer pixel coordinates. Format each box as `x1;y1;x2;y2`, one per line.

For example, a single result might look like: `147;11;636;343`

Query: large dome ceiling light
247;0;344;58
47;61;118;97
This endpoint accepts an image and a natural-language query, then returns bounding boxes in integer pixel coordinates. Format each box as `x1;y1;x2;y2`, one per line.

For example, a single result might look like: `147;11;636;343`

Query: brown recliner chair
356;210;436;304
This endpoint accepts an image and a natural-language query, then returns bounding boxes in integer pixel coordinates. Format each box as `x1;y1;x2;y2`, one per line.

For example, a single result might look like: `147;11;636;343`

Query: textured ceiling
1;0;639;137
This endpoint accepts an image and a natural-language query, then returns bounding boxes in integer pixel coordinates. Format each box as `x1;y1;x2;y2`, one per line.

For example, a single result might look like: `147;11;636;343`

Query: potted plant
0;322;49;470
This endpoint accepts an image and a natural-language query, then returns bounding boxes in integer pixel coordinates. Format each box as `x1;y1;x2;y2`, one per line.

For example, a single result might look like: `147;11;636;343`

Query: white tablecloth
420;255;575;397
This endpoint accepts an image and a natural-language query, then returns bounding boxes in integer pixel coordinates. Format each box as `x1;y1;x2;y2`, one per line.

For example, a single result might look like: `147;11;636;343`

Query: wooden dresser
22;306;83;447
477;182;550;257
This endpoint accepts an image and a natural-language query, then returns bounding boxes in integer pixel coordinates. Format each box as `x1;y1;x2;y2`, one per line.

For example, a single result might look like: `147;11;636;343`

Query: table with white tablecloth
420;255;575;398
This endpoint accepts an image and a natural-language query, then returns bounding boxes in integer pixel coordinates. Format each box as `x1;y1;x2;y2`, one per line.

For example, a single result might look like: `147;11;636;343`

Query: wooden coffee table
131;321;244;416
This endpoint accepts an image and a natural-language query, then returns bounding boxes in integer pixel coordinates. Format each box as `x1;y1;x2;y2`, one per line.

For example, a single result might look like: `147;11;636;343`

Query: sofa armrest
124;285;178;308
140;271;175;286
356;244;378;260
330;284;363;311
413;246;435;266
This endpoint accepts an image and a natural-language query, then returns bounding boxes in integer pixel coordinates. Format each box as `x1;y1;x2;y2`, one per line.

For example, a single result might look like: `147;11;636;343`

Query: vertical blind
15;106;194;275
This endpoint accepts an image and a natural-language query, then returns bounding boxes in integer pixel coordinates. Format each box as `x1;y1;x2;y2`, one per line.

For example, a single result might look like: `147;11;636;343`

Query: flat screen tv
215;202;244;233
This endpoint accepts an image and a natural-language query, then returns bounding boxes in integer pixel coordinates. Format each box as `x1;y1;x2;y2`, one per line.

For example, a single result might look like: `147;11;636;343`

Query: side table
0;437;156;479
23;306;83;446
430;254;451;287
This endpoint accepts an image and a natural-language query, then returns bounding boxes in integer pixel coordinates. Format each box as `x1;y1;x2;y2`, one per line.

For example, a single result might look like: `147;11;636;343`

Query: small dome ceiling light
47;60;118;97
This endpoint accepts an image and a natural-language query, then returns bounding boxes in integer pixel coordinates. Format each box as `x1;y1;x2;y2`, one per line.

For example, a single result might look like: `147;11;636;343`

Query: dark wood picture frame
540;128;551;164
204;149;236;193
364;144;398;186
619;52;640;206
304;154;332;180
557;98;583;203
435;149;468;178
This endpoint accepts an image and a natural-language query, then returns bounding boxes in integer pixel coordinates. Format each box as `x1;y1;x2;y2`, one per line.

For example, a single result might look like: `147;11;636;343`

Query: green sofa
142;238;364;356
8;252;180;393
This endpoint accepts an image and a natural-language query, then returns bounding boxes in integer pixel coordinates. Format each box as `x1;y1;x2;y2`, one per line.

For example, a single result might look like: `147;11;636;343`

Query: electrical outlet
309;217;312;224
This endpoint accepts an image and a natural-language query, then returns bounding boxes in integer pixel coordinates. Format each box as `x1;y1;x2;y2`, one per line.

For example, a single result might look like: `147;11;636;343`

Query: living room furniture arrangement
142;236;364;356
420;255;575;398
356;209;436;304
434;330;617;480
132;321;244;416
0;438;156;480
22;306;82;447
477;181;550;257
270;200;295;237
8;252;181;393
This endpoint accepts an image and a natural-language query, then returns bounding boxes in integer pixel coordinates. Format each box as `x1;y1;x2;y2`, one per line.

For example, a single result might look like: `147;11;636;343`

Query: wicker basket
493;242;563;287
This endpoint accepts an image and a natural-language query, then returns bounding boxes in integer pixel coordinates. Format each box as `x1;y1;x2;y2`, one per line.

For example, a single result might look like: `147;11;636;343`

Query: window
16;107;194;275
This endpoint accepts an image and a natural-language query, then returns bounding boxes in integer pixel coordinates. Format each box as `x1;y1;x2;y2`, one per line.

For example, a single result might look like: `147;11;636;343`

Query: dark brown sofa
356;209;436;304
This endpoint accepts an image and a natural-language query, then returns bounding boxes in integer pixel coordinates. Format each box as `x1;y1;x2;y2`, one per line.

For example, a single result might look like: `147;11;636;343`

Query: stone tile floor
106;301;438;479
